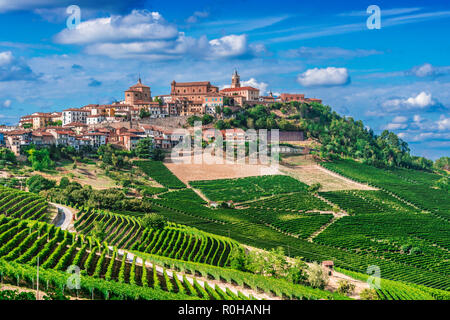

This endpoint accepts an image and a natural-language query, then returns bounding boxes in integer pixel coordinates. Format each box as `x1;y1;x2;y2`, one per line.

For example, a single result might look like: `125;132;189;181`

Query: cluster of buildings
1;70;319;155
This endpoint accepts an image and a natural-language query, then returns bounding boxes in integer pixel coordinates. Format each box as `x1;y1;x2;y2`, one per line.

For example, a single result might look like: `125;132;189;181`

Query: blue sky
0;0;449;159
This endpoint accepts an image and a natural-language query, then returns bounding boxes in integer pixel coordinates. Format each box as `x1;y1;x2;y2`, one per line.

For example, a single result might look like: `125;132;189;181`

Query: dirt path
281;164;377;192
0;283;84;300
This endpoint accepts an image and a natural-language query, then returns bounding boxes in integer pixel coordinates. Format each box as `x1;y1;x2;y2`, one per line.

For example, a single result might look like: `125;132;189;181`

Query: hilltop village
0;71;320;155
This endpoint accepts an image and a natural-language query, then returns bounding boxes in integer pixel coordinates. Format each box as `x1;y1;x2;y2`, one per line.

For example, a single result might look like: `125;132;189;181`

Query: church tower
231;69;240;88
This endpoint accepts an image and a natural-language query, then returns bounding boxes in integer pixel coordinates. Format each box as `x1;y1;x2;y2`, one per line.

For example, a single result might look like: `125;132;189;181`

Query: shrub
337;280;356;296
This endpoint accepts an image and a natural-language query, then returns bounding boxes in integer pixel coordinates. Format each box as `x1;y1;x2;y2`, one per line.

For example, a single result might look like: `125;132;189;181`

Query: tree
151;148;165;161
307;262;329;289
0;148;16;164
307;183;322;193
27;147;54;171
202;114;214;125
223;107;233;117
229;247;249;271
59;177;70;189
135;138;154;159
360;288;379;300
337;280;356;296
434;176;449;191
434;157;450;171
90;221;107;242
154;96;163;106
139;108;151;118
26;175;56;194
140;213;166;230
287;257;308;284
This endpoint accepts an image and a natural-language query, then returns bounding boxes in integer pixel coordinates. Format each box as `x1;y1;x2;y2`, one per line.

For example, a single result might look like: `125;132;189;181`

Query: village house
62;108;90;125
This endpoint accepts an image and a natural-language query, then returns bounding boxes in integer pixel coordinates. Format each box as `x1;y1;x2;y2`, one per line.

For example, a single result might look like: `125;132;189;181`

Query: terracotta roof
63;108;90;112
173;81;212;86
220;86;259;92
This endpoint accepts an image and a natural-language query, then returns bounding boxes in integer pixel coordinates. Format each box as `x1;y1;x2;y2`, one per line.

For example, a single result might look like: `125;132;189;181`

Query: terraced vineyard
135;160;186;189
241;209;334;239
0;186;48;221
245;191;332;212
74;208;238;267
319;190;420;215
149;191;450;292
190;175;308;202
321;160;450;220
0;215;250;300
337;268;450;300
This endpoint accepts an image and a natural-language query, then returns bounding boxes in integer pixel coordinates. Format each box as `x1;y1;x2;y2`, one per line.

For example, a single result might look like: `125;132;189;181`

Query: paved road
51;203;74;231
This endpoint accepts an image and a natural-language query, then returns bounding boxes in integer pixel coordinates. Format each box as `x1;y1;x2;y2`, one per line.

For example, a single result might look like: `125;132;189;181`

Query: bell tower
231;69;240;88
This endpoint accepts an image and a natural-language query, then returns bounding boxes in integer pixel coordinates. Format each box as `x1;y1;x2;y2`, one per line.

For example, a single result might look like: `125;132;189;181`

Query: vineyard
0;216;246;300
190;175;309;202
1;157;449;300
0;186;48;221
135;160;186;189
74;208;237;267
321;160;450;220
147;175;450;292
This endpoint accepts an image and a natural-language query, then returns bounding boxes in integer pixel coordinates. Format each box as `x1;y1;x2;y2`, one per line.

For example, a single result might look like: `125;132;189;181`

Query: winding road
51;203;75;231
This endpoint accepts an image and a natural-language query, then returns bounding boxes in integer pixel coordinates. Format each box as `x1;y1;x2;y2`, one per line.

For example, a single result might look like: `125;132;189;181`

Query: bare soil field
281;165;377;191
165;155;282;183
33;162;118;190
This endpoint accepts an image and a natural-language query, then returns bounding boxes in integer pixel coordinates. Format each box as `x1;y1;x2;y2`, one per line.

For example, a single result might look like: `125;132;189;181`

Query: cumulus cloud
54;11;177;45
209;35;250;59
54;10;258;61
382;91;435;110
241;78;269;95
0;51;38;81
297;67;350;87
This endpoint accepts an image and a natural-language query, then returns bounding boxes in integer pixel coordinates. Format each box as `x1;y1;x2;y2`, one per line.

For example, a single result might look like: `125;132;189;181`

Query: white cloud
409;63;450;77
0;51;13;66
54;10;177;45
54;11;257;61
241;78;268;95
437;115;450;131
2;99;11;108
186;11;209;23
413;114;423;122
297;67;350;87
0;51;38;81
393;116;408;123
383;91;434;110
209;35;249;59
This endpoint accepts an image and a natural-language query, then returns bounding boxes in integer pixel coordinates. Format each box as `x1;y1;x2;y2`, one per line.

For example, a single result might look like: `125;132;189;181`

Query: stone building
125;78;152;106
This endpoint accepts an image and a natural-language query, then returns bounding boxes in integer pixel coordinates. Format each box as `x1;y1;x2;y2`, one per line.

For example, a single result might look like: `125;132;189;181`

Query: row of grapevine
0;186;48;221
0;215;247;300
135;160;186;189
74;208;238;267
190;175;308;203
